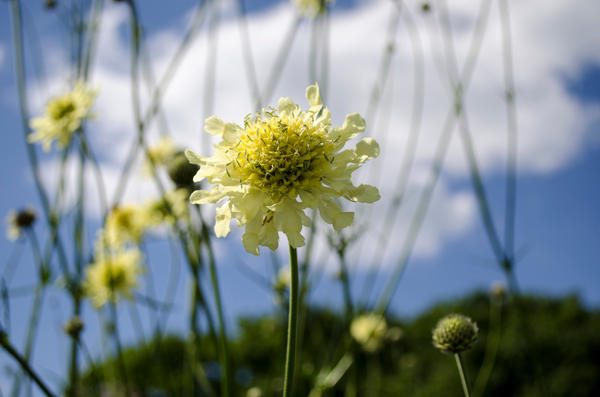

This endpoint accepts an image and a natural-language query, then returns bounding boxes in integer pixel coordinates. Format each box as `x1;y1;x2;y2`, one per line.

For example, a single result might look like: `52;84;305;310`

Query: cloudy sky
0;0;599;392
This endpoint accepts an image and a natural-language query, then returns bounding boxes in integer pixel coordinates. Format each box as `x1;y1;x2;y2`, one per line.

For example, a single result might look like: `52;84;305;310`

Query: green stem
235;0;263;110
498;0;518;263
283;245;299;397
202;223;232;397
0;333;56;397
359;1;424;308
454;353;471;397
68;298;81;397
373;0;492;314
336;247;353;319
110;304;131;394
9;0;71;280
473;298;502;397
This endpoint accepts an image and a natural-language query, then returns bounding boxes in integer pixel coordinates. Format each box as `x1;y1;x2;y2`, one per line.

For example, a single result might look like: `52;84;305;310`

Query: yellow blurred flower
29;81;97;151
293;0;332;16
186;83;379;255
84;245;143;308
350;313;388;353
145;188;190;225
105;204;148;247
144;136;177;175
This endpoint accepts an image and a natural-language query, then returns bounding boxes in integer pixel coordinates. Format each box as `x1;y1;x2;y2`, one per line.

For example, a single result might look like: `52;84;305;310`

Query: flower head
29;81;97;151
105;205;148;247
5;208;37;240
432;313;479;354
293;0;332;16
144;136;178;175
145;189;190;225
490;281;506;302
84;244;143;308
350;313;388;353
186;84;379;255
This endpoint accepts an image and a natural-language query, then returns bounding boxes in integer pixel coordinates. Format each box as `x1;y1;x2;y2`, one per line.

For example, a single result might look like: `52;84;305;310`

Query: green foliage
78;292;600;396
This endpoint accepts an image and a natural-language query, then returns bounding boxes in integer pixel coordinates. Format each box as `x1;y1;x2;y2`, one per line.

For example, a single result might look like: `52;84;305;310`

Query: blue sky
0;0;599;393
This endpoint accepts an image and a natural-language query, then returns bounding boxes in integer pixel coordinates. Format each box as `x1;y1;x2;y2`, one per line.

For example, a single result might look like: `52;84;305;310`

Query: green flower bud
432;313;478;354
44;0;57;10
16;208;37;229
64;316;84;339
6;208;37;240
167;151;199;188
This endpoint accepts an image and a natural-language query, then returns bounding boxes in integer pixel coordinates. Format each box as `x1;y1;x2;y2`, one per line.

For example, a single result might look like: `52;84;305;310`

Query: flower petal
189;187;227;204
347;184;380;203
214;203;232;237
306;83;322;108
318;197;354;230
205;116;225;136
329;113;366;149
278;97;296;116
355;137;380;162
242;231;260;255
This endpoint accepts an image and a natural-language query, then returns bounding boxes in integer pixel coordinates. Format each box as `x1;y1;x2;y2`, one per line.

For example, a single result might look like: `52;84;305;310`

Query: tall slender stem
202;223;232;397
110;304;131;394
283;245;299;397
454;353;471;397
0;334;56;397
473;297;502;397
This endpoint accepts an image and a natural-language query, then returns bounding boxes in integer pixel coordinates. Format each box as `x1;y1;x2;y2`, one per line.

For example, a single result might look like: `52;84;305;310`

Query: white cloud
25;0;600;267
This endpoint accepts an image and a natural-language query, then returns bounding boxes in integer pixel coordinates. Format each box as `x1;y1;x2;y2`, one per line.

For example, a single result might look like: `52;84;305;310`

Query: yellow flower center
102;261;127;292
49;97;76;120
230;113;334;200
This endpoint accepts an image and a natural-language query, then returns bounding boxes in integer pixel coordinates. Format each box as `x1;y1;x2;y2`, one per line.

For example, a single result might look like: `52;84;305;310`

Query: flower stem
110;304;131;395
283;245;299;397
454;353;471;397
202;223;232;397
0;333;56;397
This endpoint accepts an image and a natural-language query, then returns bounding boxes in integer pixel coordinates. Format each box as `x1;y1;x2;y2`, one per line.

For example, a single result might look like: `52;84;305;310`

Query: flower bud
432;313;478;354
44;0;57;10
6;208;37;240
16;208;37;228
64;316;84;339
167;151;200;188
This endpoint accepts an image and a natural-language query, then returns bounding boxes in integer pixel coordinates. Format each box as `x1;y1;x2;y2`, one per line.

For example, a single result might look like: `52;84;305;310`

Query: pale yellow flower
84;245;143;308
274;267;291;291
105;204;148;247
29;81;97;151
144;136;178;175
246;387;263;397
293;0;333;16
350;313;388;353
186;84;380;255
145;188;190;225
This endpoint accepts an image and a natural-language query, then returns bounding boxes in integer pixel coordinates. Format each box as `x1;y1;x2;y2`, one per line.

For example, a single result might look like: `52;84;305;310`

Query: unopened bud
432;313;478;354
64;316;84;339
167;151;200;188
44;0;57;10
